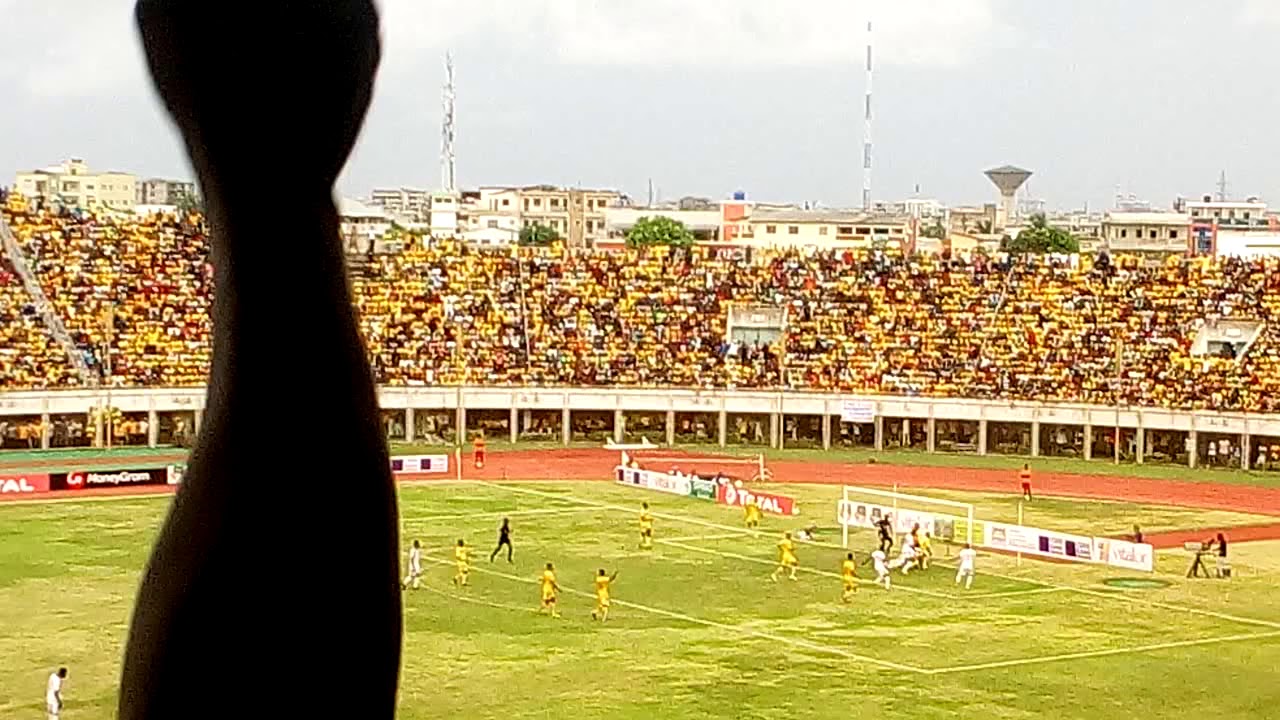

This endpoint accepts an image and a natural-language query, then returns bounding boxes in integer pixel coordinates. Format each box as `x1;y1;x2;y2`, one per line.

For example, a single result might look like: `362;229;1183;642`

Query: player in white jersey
955;543;977;589
888;542;917;575
864;549;891;589
402;539;423;590
46;667;67;719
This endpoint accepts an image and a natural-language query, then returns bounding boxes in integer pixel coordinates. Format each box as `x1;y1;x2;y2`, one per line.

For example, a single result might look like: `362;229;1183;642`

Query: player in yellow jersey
539;562;561;617
770;532;798;582
591;568;619;622
452;539;470;587
639;502;655;550
917;531;933;570
841;552;859;603
744;497;761;529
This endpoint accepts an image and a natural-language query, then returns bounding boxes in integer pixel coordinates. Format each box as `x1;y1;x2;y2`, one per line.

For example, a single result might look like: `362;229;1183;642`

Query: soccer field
2;481;1279;719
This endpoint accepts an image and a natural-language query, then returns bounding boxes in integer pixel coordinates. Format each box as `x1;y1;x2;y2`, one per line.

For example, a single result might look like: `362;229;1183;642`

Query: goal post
621;450;769;483
837;485;975;549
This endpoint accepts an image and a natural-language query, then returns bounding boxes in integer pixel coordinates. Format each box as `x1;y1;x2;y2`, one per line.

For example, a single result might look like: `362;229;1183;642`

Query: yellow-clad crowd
4;193;1280;413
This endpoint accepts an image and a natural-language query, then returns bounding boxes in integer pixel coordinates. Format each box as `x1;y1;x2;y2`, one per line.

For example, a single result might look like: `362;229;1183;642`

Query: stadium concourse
4;190;1280;415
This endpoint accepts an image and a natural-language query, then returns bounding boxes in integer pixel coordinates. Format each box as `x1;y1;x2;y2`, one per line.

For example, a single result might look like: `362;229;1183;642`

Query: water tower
984;165;1032;229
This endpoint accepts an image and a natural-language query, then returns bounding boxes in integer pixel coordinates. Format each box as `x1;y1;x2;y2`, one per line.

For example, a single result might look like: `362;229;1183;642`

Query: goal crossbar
839;485;975;548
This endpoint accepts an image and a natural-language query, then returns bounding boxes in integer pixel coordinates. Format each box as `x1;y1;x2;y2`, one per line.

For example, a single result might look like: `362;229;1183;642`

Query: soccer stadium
4;4;1280;720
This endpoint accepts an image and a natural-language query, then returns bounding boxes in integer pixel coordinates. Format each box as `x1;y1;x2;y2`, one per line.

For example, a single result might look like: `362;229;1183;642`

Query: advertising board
390;455;450;474
718;483;799;516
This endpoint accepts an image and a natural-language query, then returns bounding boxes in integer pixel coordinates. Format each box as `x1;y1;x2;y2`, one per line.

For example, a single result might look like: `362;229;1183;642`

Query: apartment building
136;177;197;206
13;158;137;211
1101;211;1191;255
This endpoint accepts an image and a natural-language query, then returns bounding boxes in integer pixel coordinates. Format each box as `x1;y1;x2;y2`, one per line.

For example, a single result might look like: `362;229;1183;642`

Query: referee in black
490;518;514;563
876;515;894;552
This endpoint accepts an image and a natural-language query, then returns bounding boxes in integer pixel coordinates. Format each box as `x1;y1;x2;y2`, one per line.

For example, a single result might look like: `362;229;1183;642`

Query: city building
13;158;137;211
740;208;916;251
368;187;432;222
136;178;196;206
1174;195;1280;256
1101;211;1190;255
515;185;620;247
338;198;393;252
601;207;722;246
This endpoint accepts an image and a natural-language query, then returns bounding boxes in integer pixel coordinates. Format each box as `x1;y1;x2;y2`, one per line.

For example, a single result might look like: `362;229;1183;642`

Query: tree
519;223;559;246
1001;213;1080;254
173;188;205;216
921;221;946;240
625;215;695;248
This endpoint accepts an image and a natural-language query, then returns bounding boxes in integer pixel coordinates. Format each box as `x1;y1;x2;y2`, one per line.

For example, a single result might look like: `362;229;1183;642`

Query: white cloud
379;0;1007;68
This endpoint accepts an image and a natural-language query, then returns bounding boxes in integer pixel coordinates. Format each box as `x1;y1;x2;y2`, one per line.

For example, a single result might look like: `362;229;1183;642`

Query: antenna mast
1216;170;1228;202
862;21;873;211
441;52;457;192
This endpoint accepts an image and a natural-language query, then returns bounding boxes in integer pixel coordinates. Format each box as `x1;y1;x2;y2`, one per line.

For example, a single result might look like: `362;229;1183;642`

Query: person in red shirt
473;433;486;469
1019;463;1033;501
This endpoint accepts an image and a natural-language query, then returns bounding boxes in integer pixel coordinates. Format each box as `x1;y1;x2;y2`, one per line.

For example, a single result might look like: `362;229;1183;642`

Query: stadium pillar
902;418;911;448
404;407;415;442
717;410;727;448
561;408;571;446
456;406;467;445
874;416;885;452
1242;433;1252;471
769;413;781;449
614;409;625;444
926;417;936;453
822;414;832;451
1030;419;1041;457
508;407;519;444
1082;424;1093;461
40;413;50;450
1135;419;1145;464
665;410;676;447
193;408;202;436
1187;429;1198;468
147;409;159;448
94;410;104;448
977;419;989;456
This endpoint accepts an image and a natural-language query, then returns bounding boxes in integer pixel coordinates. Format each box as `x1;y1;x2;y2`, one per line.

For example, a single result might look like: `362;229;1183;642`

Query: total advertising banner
615;467;692;497
836;500;936;537
984;521;1097;563
717;483;799;516
391;455;450;474
1094;537;1155;572
0;473;51;495
50;468;170;491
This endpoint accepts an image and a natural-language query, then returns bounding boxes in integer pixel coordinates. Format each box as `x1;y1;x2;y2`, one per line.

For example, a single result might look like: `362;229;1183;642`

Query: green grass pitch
2;481;1279;719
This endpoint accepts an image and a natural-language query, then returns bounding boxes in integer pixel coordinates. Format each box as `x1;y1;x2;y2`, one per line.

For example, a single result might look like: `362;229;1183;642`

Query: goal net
837;485;975;549
620;450;770;483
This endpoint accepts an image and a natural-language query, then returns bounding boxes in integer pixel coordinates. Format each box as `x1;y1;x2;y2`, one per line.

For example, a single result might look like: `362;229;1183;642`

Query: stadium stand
3;194;1280;413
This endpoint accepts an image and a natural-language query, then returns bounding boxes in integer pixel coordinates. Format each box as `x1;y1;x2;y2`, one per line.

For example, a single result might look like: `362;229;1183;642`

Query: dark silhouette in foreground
119;2;401;717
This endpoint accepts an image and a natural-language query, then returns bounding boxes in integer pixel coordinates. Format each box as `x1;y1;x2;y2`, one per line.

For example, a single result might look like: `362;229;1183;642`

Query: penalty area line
435;552;925;674
412;506;601;522
925;630;1280;675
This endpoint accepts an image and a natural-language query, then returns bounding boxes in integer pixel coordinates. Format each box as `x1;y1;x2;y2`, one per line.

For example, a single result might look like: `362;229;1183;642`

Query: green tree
173;188;205;215
922;221;946;240
625;216;695;248
1001;213;1080;254
519;223;559;246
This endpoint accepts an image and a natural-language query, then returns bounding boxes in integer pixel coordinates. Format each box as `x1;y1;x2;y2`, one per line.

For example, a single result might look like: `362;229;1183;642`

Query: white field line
413;506;599;522
959;587;1072;601
662;532;749;544
416;563;537;614
0;491;174;507
925;630;1280;675
427;554;924;673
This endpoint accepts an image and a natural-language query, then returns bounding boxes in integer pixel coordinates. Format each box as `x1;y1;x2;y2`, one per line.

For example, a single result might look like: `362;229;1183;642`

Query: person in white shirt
888;542;917;575
401;540;423;591
46;667;67;719
956;544;978;589
865;549;891;589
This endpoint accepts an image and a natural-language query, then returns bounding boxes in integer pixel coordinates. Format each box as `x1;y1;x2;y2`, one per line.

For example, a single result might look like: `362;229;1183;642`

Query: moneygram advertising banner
50;468;169;491
984;521;1097;563
615;467;692;497
390;455;450;474
0;473;51;495
836;500;936;537
717;483;799;516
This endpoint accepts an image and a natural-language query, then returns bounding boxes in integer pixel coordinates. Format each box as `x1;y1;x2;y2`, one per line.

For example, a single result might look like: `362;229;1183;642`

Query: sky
1;0;1278;211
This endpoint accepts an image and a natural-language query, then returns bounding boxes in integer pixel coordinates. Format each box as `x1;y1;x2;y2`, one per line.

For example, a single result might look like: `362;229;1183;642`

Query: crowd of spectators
4;195;1280;413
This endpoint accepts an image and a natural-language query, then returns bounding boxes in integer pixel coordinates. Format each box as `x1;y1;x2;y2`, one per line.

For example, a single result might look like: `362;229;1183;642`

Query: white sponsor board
836;500;935;536
391;454;450;474
615;467;692;497
1095;537;1155;572
839;400;876;423
984;521;1098;563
